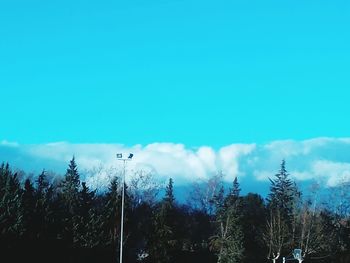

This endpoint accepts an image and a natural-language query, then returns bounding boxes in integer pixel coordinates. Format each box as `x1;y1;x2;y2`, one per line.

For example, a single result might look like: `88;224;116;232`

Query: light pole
117;153;133;263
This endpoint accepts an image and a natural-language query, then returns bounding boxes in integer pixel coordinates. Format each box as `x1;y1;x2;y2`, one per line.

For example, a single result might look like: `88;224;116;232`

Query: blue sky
1;0;350;148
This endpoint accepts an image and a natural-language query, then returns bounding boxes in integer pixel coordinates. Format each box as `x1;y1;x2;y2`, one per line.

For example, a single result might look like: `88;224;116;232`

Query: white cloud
0;140;19;147
311;160;350;187
2;137;350;190
218;144;256;181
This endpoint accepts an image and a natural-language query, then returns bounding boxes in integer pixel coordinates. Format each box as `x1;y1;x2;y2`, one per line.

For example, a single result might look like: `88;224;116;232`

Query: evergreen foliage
0;159;348;263
210;178;244;263
149;178;177;263
267;160;298;219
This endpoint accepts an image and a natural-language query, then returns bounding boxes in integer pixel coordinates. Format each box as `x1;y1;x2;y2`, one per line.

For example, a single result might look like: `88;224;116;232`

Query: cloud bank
1;138;350;191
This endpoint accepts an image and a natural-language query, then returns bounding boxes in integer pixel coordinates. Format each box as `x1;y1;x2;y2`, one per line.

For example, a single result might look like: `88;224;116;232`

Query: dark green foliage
210;178;244;263
164;177;175;205
230;177;241;201
73;181;102;248
103;176;121;248
61;157;81;214
267;160;299;220
0;163;24;244
22;178;36;238
0;159;349;263
149;178;177;263
34;170;56;240
59;158;79;245
265;160;302;261
241;193;267;263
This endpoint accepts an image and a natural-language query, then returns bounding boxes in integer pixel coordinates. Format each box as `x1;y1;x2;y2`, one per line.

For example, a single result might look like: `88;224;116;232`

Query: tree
61;157;80;214
241;193;267;263
210;178;244;263
73;181;101;247
188;171;224;215
34;170;55;240
60;157;81;245
0;164;24;246
320;180;350;262
267;160;298;220
264;160;299;263
230;177;241;201
165;178;175;205
149;178;177;263
188;172;223;215
129;170;160;207
103;176;125;260
22;178;36;239
264;208;289;263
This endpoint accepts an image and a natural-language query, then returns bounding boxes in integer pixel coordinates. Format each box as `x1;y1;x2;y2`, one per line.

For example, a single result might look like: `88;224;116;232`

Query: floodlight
116;152;134;263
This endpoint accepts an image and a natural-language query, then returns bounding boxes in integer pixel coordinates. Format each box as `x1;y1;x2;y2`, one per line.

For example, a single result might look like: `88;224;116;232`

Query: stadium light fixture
116;153;133;263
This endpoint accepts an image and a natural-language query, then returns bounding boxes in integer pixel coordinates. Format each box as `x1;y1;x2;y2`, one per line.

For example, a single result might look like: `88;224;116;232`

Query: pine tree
0;164;24;245
60;157;81;245
22;178;36;239
267;160;297;219
211;178;244;263
149;178;177;263
73;181;101;248
164;178;175;206
34;170;55;240
104;176;121;248
61;157;80;214
226;177;241;208
241;193;267;263
231;177;241;199
37;170;50;198
265;160;299;263
79;182;96;218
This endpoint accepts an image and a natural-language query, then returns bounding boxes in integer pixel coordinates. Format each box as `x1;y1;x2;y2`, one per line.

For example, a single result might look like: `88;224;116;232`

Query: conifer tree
265;160;299;263
267;160;297;220
22;178;36;239
211;178;244;263
37;170;50;198
241;193;267;263
60;157;81;245
61;157;80;214
74;181;103;248
164;178;175;206
231;177;241;199
0;164;24;244
104;176;121;248
34;170;55;240
149;178;177;263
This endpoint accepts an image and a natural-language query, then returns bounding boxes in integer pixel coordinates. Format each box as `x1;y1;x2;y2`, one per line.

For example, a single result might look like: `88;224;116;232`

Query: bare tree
264;209;289;263
290;182;334;262
129;170;161;206
187;171;224;215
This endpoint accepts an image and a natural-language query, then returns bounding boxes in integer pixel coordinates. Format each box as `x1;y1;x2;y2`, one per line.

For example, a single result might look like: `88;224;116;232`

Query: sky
1;1;350;191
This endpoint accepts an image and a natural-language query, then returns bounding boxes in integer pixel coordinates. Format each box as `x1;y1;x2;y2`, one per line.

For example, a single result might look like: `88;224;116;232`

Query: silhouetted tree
22;178;36;239
241;193;267;263
60;157;81;245
149;178;177;263
265;160;299;263
0;164;24;246
210;178;244;263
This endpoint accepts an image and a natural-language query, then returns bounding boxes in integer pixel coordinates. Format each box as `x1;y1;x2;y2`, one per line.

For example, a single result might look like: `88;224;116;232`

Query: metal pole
119;159;126;263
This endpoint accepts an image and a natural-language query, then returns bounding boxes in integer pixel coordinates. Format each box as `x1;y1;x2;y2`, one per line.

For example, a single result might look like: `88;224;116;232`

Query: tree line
1;158;350;263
